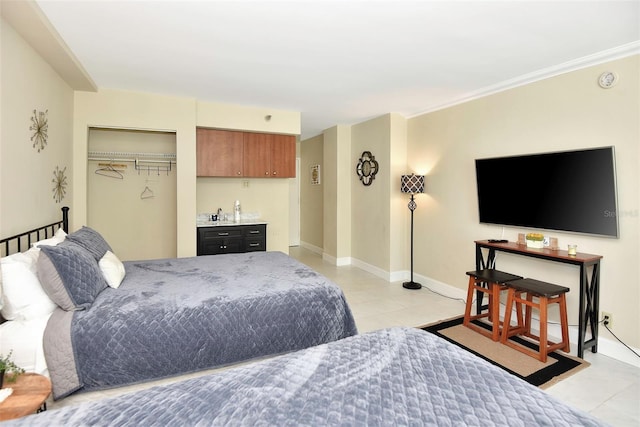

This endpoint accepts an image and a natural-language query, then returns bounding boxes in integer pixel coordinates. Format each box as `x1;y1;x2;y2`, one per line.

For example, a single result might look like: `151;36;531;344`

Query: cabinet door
196;129;243;177
270;134;296;178
243;133;296;178
243;132;271;177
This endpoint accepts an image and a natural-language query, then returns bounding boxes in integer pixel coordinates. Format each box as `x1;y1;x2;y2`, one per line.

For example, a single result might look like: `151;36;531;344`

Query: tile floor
50;247;640;426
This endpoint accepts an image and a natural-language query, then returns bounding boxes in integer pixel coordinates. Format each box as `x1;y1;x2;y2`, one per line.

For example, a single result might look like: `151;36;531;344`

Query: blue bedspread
43;251;357;399
16;328;606;426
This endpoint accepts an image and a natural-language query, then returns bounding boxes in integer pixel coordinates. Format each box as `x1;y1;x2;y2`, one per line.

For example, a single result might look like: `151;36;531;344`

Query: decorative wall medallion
310;164;321;185
356;151;379;186
52;166;67;203
30;109;49;152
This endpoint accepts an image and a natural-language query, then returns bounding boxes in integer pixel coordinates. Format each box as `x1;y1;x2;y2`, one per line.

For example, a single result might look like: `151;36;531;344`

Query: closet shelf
89;151;176;175
88;151;176;163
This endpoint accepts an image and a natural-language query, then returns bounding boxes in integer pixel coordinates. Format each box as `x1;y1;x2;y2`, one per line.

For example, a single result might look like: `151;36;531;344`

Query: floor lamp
401;174;425;290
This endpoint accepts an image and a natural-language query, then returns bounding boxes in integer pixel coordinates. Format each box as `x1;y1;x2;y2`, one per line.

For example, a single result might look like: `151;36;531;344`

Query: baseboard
300;241;323;255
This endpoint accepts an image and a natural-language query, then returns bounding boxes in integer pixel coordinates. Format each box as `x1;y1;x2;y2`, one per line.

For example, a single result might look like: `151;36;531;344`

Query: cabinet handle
218;232;229;236
249;230;260;234
265;171;269;175
272;171;277;175
220;245;227;249
237;171;241;175
249;243;260;247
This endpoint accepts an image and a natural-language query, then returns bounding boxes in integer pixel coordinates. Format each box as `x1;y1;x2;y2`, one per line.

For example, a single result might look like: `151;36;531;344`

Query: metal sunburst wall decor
30;109;49;152
52;166;67;203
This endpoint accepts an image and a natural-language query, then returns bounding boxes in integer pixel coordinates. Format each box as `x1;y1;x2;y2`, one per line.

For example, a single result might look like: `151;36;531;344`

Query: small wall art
30;109;49;152
52;166;67;203
311;164;321;185
356;151;379;186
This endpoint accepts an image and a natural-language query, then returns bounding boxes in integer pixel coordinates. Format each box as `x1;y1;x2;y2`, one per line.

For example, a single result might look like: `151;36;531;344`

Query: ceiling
34;0;640;140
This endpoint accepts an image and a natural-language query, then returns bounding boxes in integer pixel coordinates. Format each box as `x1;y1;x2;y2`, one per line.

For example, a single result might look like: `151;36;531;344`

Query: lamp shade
401;174;425;194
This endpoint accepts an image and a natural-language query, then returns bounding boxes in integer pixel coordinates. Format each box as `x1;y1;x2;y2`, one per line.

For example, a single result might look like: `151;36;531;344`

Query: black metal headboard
0;207;69;257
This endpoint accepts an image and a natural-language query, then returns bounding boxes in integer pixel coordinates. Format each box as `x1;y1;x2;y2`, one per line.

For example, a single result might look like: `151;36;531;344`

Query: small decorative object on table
525;233;544;249
517;233;526;245
568;244;577;256
0;350;25;388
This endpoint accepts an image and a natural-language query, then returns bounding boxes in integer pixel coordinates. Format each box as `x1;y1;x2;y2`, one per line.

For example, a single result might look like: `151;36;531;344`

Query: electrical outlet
602;311;613;329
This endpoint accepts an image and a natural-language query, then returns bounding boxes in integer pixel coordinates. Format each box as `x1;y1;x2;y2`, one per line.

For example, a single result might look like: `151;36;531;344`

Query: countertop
197;220;268;227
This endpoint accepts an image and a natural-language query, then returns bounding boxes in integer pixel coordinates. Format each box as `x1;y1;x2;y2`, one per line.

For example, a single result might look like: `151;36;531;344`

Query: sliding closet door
87;128;177;261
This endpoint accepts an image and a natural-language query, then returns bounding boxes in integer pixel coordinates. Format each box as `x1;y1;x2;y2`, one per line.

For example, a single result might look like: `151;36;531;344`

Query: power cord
600;318;640;359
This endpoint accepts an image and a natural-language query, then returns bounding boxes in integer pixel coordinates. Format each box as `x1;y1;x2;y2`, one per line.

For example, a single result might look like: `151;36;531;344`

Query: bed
5;327;606;426
0;208;357;400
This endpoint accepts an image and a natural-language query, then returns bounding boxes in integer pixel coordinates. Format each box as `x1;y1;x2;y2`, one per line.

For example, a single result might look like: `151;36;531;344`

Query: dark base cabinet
197;224;267;255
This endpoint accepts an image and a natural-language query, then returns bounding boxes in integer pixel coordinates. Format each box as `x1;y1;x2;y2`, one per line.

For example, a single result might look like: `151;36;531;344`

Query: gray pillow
66;226;112;261
38;243;107;311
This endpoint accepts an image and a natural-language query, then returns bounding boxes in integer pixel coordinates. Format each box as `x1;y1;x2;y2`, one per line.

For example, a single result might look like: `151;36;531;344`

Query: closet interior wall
87;128;177;261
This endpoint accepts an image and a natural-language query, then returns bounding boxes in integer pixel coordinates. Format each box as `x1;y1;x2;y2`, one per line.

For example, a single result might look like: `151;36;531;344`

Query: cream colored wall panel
388;113;408;275
351;116;390;269
1;18;74;237
87;129;177;261
73;89;197;257
407;55;639;349
300;134;324;249
197;101;300;135
196;178;290;254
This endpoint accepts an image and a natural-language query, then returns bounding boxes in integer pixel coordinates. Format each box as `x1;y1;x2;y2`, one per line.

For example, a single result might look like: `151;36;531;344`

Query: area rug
421;316;589;389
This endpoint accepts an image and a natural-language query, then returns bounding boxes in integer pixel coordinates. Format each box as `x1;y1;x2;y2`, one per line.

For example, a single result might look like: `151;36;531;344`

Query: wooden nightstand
0;373;51;421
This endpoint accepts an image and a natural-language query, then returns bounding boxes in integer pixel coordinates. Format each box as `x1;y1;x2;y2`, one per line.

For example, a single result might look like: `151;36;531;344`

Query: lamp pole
403;193;421;289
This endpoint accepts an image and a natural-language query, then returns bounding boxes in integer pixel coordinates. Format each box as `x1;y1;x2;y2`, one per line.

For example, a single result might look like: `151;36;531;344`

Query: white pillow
99;250;125;289
32;227;67;248
0;248;57;320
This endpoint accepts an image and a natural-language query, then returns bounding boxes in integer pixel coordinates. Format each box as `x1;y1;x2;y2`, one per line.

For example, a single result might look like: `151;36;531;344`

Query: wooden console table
475;240;603;358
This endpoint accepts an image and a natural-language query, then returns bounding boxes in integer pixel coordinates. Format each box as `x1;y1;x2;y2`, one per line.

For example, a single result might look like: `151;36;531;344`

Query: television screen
475;147;619;238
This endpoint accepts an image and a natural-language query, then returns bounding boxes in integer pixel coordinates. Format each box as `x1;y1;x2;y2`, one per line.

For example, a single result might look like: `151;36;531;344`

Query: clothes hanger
140;186;154;199
95;160;124;179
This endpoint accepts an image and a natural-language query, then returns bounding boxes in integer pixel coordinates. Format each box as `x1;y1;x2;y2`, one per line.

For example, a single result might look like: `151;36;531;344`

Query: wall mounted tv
474;147;619;238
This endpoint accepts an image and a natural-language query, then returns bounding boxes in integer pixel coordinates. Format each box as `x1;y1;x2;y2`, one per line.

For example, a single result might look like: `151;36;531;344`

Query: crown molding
409;41;640;118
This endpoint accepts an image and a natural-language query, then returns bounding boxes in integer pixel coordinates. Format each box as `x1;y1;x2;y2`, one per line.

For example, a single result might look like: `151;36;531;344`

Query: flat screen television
475;147;619;238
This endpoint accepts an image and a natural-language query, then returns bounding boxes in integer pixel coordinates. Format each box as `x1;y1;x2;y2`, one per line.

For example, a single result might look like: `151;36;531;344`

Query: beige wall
197;101;300;135
299;134;324;251
196;178;290;253
407;55;639;356
0;18;74;237
323;125;352;263
72;89;197;257
351;116;393;272
87;128;177;261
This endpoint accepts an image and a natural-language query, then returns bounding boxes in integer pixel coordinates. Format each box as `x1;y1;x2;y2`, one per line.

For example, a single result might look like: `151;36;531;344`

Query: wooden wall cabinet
243;132;296;178
197;128;295;178
196;128;243;177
